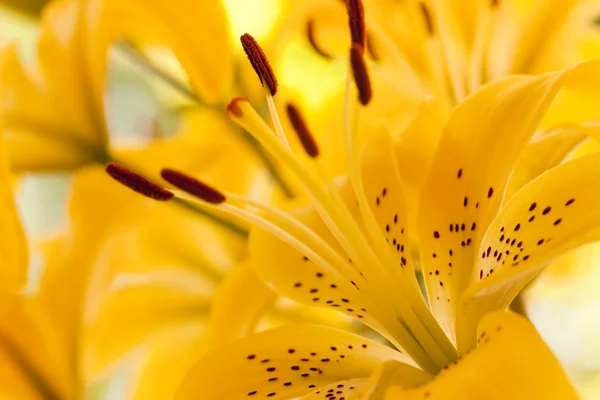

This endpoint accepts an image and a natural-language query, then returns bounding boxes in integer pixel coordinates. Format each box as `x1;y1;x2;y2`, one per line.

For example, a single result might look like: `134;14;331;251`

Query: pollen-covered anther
105;162;173;201
306;20;333;60
350;44;372;106
491;0;501;7
346;0;366;49
286;103;319;158
161;168;226;204
240;33;278;96
418;2;434;36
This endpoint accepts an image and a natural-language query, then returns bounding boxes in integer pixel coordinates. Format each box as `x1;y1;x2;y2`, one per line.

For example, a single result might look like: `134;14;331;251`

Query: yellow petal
385;311;578;400
0;0;110;171
114;108;272;198
207;261;277;348
0;292;72;399
359;130;416;282
177;324;414;400
101;0;233;104
300;378;366;400
106;320;207;400
0;135;27;290
247;180;415;354
459;151;600;352
38;166;144;362
492;0;579;75
394;102;443;242
504;123;588;201
351;360;430;400
417;60;600;339
37;0;106;142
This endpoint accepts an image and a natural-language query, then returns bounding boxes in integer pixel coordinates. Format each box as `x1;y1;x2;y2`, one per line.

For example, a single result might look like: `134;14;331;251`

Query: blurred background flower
1;0;600;398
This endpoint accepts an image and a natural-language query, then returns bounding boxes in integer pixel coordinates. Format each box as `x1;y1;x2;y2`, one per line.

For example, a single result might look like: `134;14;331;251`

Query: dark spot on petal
542;206;551;215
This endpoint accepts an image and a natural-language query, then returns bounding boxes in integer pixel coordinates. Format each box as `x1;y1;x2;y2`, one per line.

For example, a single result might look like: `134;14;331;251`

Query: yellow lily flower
101;5;600;391
302;0;600;108
0;0;242;174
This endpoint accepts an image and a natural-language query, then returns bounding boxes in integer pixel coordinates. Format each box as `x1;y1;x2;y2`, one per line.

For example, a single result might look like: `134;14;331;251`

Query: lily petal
416;60;600;339
394;101;443;241
102;0;233;104
460;151;600;352
247;181;419;353
385;311;578;400
352;360;430;400
300;378;366;400
0;292;71;400
504;123;588;201
359;131;416;281
177;324;416;399
207;261;277;348
0;0;110;172
0;135;27;290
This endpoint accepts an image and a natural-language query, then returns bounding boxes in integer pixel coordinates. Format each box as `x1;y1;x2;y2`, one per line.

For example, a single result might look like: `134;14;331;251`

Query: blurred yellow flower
100;1;600;395
0;134;73;399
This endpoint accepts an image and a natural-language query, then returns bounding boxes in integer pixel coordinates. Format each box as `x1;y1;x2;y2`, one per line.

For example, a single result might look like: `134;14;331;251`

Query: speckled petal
459;151;600;352
176;324;418;400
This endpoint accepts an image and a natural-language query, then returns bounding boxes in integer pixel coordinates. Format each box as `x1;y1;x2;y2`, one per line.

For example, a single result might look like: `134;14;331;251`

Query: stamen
105;163;173;201
240;33;278;96
306;20;333;60
346;0;366;49
349;45;372;106
161;168;225;204
286;103;319;158
419;2;434;36
226;97;246;118
225;192;356;277
172;188;440;373
491;0;500;7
